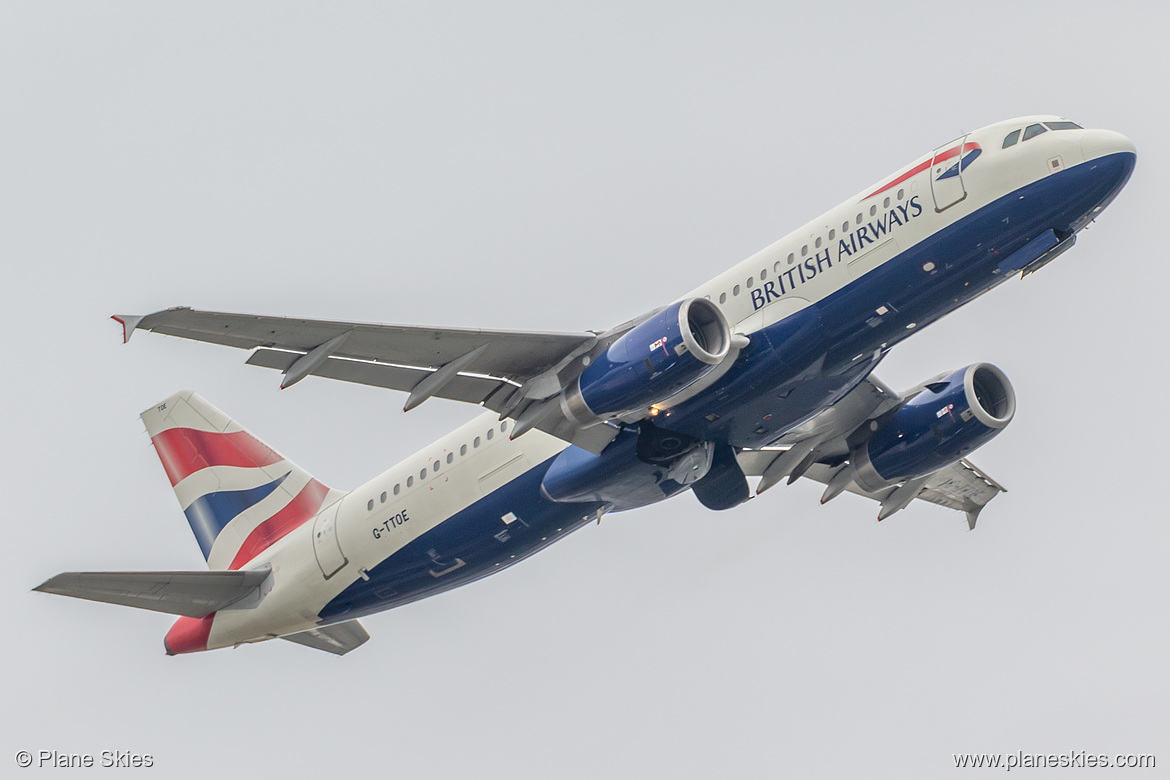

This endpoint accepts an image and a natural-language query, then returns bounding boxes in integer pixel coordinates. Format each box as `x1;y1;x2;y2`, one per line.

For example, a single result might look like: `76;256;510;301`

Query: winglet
111;314;145;344
965;504;983;531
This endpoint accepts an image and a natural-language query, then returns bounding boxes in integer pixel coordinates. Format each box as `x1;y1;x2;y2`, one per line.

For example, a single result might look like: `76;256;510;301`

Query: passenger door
929;134;969;212
312;499;348;580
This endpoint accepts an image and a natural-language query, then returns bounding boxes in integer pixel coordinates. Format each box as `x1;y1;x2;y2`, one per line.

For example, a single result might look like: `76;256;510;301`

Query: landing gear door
312;499;348;580
930;134;969;212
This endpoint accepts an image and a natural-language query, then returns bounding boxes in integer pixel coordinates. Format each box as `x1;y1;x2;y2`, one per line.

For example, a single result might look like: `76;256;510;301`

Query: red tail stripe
228;479;331;570
152;428;284;487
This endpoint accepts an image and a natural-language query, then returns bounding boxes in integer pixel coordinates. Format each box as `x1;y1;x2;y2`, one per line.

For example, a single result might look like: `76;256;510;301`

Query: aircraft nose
1081;129;1136;161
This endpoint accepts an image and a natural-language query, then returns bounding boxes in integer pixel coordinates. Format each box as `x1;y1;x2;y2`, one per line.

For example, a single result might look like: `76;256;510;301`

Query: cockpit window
1002;129;1021;148
1044;121;1082;131
1023;123;1048;141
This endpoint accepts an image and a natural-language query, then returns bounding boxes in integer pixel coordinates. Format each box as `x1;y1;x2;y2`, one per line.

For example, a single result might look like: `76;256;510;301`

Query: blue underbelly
318;457;603;623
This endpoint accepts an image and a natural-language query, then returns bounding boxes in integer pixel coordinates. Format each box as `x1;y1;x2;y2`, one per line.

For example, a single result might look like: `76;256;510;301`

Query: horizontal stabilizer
34;570;271;618
281;620;370;656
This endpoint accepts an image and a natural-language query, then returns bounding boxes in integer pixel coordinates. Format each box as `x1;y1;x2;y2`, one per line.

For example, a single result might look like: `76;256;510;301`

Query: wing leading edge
115;307;622;453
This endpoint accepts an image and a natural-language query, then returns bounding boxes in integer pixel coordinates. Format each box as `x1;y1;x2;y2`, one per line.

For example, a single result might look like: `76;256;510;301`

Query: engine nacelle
851;363;1016;491
563;298;731;423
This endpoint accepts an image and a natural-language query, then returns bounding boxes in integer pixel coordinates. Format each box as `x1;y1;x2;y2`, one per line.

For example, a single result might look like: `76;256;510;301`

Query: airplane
36;115;1135;656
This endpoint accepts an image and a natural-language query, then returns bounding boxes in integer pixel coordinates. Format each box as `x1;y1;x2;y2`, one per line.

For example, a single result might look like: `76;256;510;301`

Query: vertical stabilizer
141;391;343;570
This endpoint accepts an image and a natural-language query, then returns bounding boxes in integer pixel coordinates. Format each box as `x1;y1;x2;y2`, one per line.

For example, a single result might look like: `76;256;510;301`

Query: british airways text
751;195;924;310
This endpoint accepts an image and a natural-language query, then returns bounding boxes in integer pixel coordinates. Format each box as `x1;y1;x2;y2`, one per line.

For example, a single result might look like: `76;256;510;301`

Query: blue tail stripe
183;473;289;559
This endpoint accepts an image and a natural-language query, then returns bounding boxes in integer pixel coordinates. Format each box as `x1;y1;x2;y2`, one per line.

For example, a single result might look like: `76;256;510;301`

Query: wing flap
34;570;271;618
796;459;1005;525
246;348;506;404
281;620;370;655
245;348;620;452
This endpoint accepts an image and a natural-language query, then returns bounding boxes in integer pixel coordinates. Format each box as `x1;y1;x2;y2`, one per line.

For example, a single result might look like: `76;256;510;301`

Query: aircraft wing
737;449;1005;529
116;307;593;380
33;570;271;618
115;307;622;453
736;375;1006;528
807;458;1002;529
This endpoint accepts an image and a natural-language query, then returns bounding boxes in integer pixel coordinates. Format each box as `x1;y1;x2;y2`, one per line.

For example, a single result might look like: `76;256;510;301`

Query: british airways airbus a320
38;116;1135;656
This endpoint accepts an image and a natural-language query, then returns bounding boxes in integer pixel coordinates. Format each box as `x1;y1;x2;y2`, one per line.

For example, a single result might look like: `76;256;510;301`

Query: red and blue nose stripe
862;141;982;200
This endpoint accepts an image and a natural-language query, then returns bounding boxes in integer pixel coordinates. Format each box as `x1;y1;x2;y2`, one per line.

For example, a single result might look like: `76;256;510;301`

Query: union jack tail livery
142;390;342;571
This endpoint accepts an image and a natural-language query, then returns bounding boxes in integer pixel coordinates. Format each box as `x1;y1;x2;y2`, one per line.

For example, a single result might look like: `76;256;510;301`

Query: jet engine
562;298;731;423
850;363;1015;491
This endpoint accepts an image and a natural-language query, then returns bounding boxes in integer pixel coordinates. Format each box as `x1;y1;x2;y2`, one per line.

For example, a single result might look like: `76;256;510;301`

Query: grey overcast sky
3;2;1166;778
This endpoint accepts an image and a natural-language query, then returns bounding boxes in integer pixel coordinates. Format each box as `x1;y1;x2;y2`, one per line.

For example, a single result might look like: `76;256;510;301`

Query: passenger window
487;429;494;440
420;469;427;480
855;214;862;224
773;261;781;274
394;484;400;495
746;276;754;288
896;189;904;200
433;460;440;472
501;421;508;432
814;237;822;249
801;245;808;257
869;205;877;216
380;491;387;503
460;444;467;456
882;197;890;208
828;229;835;240
1023;124;1047;141
787;253;795;264
842;221;849;232
407;476;414;487
1044;121;1082;131
447;452;454;464
733;284;740;296
367;499;374;511
760;268;767;280
1002;129;1021;148
719;292;727;303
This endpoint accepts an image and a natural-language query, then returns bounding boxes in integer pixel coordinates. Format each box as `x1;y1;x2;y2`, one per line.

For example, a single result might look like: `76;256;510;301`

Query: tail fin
141;391;343;570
